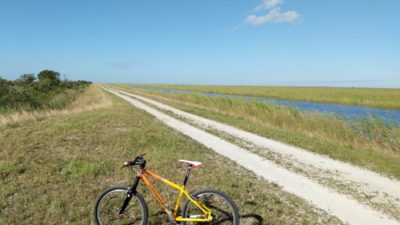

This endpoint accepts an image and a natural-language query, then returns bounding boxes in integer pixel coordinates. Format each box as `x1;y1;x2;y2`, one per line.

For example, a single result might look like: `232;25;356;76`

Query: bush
15;74;36;85
0;70;92;113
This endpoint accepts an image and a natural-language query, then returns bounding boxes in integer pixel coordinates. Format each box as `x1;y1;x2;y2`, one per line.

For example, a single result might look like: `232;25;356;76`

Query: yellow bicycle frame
139;169;213;222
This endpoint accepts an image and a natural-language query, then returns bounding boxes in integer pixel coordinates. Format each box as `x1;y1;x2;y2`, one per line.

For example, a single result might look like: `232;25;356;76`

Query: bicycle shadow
147;211;264;225
240;213;264;225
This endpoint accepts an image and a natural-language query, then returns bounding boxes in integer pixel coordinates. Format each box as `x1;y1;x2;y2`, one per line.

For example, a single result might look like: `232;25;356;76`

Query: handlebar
122;153;146;168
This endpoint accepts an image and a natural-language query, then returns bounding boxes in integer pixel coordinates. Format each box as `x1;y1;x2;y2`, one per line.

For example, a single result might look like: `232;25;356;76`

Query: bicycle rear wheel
182;189;239;225
94;186;148;225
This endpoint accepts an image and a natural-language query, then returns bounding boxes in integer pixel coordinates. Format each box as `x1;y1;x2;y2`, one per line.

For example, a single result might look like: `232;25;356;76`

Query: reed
124;84;400;110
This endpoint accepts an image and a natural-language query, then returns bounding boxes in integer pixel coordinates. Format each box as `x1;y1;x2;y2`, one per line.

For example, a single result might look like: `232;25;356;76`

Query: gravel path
105;87;400;225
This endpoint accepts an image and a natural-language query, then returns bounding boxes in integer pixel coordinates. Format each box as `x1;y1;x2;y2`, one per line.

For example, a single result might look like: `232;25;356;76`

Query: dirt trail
105;87;400;225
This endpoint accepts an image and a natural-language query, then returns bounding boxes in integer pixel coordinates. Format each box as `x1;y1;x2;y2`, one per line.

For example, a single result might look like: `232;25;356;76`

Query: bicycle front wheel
182;189;239;225
94;186;148;225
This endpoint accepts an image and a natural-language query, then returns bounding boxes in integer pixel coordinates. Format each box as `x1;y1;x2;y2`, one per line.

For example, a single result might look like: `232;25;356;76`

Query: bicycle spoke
95;188;146;225
184;190;238;225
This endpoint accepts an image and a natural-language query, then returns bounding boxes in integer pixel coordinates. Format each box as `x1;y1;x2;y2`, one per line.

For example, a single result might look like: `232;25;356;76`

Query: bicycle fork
119;174;141;215
118;171;177;224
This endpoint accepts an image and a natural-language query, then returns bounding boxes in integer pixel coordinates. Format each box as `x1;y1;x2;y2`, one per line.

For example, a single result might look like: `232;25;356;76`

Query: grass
0;85;112;127
0;86;342;225
0;75;91;114
109;85;400;179
120;84;400;110
0;87;85;116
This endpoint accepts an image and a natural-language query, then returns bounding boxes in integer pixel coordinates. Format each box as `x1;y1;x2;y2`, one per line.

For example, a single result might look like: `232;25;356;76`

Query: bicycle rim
183;190;239;225
96;188;146;225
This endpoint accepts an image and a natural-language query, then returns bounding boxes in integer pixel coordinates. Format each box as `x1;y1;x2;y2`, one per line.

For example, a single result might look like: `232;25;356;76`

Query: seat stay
174;187;212;222
183;190;212;215
173;189;185;217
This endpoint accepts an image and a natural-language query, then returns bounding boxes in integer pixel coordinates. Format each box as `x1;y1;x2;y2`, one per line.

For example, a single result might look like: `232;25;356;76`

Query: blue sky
1;0;399;87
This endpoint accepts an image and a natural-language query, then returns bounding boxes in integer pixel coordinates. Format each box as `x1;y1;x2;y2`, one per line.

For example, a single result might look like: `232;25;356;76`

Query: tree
0;76;10;96
37;70;60;83
15;74;36;85
37;70;61;91
0;77;11;107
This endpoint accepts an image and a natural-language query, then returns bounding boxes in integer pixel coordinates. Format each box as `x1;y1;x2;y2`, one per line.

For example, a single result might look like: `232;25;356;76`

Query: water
129;86;400;126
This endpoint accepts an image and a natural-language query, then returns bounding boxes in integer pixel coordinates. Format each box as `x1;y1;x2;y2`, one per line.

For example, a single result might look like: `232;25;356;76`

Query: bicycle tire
181;189;239;225
93;186;148;225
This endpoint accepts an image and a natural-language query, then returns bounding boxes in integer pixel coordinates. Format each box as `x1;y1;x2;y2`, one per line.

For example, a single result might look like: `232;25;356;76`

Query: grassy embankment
0;86;342;225
1;71;92;115
0;85;110;126
110;85;400;179
0;86;86;116
128;84;400;110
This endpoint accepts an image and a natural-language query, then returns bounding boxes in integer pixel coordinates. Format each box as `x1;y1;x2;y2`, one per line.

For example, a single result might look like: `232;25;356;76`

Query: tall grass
114;87;400;178
47;88;82;109
124;84;400;110
0;85;112;127
135;91;400;153
0;86;84;115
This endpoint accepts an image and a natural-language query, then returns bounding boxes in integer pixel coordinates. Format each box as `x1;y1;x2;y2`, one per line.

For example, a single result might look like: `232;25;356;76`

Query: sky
1;0;399;87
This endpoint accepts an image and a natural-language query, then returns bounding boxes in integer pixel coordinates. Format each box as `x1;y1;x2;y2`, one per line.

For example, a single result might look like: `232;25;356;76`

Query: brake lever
121;161;130;169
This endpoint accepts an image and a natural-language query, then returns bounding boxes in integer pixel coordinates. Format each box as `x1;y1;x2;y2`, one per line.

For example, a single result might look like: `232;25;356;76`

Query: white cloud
246;8;300;25
255;0;283;11
245;0;300;26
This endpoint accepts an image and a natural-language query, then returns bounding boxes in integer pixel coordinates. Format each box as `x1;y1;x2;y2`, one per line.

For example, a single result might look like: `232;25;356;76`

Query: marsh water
129;86;400;126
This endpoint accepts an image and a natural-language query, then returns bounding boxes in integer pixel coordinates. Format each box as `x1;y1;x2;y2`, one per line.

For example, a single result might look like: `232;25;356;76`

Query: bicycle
93;153;239;225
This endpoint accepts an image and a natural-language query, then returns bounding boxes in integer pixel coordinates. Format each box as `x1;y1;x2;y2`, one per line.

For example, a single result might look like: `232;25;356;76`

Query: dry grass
0;85;112;127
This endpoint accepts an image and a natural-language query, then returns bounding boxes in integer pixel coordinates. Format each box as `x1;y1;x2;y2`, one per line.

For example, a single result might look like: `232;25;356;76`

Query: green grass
109;85;400;179
46;88;85;109
0;86;342;225
0;85;112;127
0;86;87;115
120;84;400;110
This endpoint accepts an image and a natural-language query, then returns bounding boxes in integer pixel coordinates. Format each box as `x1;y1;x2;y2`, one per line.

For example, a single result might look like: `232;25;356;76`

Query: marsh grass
0;85;112;127
112;86;400;178
124;84;400;110
0;87;342;225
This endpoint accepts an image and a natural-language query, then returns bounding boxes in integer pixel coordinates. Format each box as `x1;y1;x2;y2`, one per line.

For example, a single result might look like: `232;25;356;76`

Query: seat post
182;166;192;186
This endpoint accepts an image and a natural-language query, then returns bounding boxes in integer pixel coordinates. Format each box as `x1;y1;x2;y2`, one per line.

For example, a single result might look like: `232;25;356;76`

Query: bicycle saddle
179;159;202;168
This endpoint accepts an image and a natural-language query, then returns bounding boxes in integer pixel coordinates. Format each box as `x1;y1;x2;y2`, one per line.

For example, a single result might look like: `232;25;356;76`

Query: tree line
0;70;92;112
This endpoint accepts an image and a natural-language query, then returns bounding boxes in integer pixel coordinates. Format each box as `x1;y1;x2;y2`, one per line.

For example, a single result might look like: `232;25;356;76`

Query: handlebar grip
121;154;146;168
121;161;131;168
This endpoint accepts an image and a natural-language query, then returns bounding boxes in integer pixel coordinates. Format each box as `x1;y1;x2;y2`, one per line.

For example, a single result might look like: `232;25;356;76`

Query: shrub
0;70;91;113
